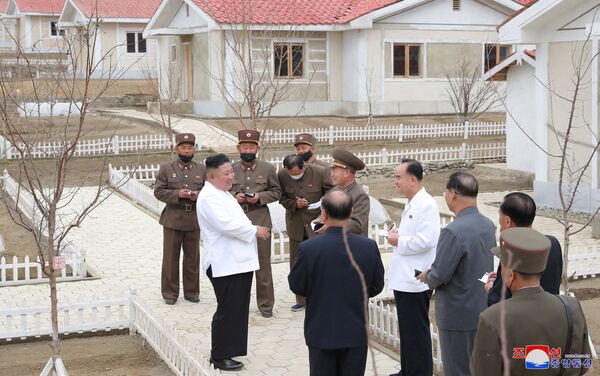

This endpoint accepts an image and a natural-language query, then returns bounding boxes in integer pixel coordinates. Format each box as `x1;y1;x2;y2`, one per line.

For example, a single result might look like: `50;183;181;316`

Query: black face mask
240;153;256;163
178;154;194;163
299;150;313;162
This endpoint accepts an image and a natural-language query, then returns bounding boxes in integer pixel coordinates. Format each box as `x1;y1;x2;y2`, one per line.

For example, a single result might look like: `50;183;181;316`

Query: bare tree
446;58;502;123
0;13;136;374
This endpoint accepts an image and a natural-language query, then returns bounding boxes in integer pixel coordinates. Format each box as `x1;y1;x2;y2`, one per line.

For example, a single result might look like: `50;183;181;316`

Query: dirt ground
205;112;506;135
0;334;174;376
3;114;166;142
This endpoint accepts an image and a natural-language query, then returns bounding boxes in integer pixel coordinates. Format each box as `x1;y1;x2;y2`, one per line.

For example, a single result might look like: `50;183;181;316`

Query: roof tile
71;0;160;19
14;0;65;15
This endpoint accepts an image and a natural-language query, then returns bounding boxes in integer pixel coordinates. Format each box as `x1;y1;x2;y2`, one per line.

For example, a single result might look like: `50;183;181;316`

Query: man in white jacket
197;153;270;371
387;159;440;376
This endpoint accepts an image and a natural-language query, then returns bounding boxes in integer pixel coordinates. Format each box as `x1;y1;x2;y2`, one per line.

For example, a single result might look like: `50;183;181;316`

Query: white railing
0;134;175;160
0;294;128;341
109;164;165;214
0;254;86;286
264;121;505;144
368;298;442;371
129;292;220;376
267;142;506;171
113;164;162;183
568;247;600;280
1;171;87;280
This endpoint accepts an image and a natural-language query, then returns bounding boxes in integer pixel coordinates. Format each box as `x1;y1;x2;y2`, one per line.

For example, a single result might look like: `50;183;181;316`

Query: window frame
484;44;511;72
49;21;65;38
273;42;305;79
392;43;422;78
125;31;148;54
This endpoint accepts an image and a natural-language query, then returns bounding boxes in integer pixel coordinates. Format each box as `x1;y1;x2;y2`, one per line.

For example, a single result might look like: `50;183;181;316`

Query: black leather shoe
260;310;273;318
185;296;200;303
210;358;243;371
164;298;176;305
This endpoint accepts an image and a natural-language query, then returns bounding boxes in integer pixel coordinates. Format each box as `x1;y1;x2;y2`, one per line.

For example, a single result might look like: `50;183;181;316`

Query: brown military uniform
231;159;281;314
330;148;370;237
278;164;333;305
154;156;206;301
471;228;592;376
294;133;329;168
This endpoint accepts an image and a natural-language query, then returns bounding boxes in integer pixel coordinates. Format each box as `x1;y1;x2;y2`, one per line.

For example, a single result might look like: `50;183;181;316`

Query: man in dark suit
417;172;496;376
485;192;563;305
288;190;385;376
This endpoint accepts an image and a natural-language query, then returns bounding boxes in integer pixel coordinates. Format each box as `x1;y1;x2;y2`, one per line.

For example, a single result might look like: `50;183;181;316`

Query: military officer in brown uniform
294;133;329;168
278;154;333;311
317;148;370;237
154;133;206;305
471;227;591;376
230;130;281;318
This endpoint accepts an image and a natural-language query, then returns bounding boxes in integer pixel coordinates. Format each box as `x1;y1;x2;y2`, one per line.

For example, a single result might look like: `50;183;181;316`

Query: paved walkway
1;186;598;374
0;188;400;375
101;109;239;153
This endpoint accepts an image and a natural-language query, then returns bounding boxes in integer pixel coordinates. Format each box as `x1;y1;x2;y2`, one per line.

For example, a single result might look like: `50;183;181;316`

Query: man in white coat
387;159;440;376
197;153;270;371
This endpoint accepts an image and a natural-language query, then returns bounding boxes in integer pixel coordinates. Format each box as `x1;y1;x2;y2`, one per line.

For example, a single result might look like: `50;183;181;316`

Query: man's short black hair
401;159;423;181
322;190;353;220
446;172;478;197
500;192;536;227
205;153;230;170
283;154;304;170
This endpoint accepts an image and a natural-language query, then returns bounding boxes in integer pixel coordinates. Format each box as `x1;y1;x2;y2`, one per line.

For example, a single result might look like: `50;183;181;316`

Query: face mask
290;172;304;180
299;150;313;162
240;153;256;163
178;154;194;163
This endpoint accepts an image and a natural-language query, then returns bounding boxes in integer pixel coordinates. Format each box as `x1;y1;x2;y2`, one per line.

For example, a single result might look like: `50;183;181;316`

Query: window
273;43;304;78
485;44;510;71
170;45;177;62
126;32;147;54
393;44;421;77
50;21;65;37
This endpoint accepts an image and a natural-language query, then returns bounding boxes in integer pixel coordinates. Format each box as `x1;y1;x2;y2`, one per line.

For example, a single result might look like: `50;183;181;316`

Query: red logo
513;347;525;359
550;348;561;359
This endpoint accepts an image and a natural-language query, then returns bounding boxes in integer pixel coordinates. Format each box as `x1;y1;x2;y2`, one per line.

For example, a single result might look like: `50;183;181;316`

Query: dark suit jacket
288;227;385;349
488;235;563;306
426;206;496;331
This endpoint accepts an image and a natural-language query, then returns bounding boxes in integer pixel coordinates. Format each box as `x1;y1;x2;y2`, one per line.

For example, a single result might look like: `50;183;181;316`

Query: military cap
176;133;195;146
330;148;365;173
294;133;316;146
238;129;260;144
492;227;551;274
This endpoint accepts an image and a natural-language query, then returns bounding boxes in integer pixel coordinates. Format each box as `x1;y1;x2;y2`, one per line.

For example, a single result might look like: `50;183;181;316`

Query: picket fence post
460;142;466;160
463;121;469;140
328;125;334;145
112;135;120;155
398;124;404;142
382;148;388;167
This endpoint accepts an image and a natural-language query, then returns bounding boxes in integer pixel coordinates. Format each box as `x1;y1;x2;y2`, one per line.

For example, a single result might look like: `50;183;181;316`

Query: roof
70;0;161;19
190;0;400;25
498;0;537;28
13;0;65;14
0;0;9;13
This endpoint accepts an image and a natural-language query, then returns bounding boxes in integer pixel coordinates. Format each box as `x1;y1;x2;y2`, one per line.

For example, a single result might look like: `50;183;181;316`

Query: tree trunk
562;214;570;293
49;267;59;364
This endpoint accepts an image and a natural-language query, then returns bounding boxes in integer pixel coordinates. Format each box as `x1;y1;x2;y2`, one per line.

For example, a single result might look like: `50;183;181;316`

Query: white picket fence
129;292;220;376
568;247;600;280
0;171;87;284
368;298;442;371
264;121;505;144
267;142;506;171
0;294;128;341
0;133;175;159
0;254;86;286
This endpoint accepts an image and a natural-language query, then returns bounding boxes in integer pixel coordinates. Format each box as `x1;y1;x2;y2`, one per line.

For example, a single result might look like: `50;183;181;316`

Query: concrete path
0;187;400;375
101;109;238;153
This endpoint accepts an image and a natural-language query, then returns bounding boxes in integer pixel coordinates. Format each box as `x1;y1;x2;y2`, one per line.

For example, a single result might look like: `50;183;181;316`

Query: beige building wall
547;41;594;186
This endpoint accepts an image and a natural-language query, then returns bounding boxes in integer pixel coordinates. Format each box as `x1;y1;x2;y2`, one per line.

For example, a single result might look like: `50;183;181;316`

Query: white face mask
290;172;304;180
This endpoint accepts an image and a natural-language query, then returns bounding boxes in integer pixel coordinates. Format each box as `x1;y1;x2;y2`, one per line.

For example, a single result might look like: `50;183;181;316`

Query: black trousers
394;290;433;376
308;346;367;376
207;267;253;360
